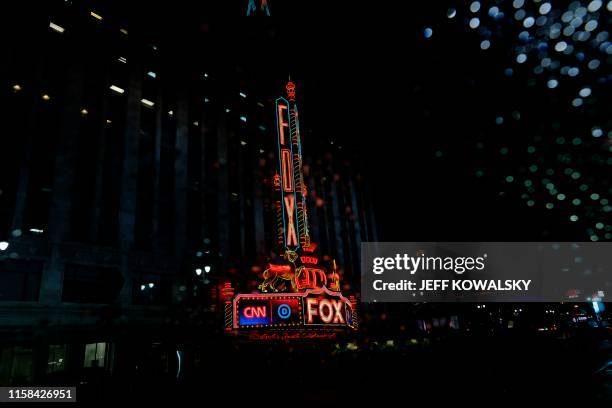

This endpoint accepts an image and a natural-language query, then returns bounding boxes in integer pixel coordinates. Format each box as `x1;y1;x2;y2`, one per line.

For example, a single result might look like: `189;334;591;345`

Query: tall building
0;2;376;385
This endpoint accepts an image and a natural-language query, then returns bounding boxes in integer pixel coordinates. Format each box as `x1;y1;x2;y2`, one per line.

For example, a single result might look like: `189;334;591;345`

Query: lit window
109;85;124;94
141;98;155;108
83;343;107;368
90;11;103;21
49;22;65;33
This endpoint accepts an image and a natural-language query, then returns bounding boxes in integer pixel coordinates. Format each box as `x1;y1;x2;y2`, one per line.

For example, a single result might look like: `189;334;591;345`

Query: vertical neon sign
275;81;309;251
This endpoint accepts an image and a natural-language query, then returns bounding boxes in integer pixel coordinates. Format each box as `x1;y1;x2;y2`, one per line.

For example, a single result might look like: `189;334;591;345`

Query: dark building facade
0;2;376;385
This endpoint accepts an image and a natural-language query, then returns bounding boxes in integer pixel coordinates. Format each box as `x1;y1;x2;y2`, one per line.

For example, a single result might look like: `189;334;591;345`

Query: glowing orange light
281;149;294;192
286;81;296;101
300;256;318;265
284;195;298;247
296;267;327;291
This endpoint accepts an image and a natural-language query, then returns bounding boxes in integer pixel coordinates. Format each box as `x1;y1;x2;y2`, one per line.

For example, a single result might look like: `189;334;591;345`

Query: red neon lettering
277;103;288;145
296;268;327;291
243;306;267;318
284;195;298;247
281;149;294;192
300;256;319;265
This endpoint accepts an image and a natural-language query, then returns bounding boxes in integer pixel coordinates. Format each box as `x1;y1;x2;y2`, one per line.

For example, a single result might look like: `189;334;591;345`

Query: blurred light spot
547;79;558;88
539;3;552;14
585;20;598;32
447;8;456;18
470;2;481;13
480;40;490;49
591;127;603;137
423;27;433;38
469;18;480;29
579;87;591;97
516;53;527;63
588;0;603;12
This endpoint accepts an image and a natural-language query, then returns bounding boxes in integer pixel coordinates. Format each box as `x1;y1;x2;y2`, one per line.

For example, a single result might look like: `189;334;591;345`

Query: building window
0;260;42;301
83;342;108;369
47;344;67;374
0;346;34;385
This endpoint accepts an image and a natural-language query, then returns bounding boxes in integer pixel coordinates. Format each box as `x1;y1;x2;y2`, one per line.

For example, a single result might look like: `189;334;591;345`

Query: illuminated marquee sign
233;287;355;330
224;81;357;337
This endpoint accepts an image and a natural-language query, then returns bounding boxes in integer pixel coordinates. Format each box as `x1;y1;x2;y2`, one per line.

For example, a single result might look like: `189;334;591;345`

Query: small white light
141;98;155;107
90;11;103;20
204;73;209;78
240;116;247;122
140;285;146;291
147;71;156;79
109;85;125;94
0;241;9;251
148;283;154;288
49;22;65;33
241;140;247;146
204;265;211;273
29;228;44;234
195;268;202;276
118;57;127;64
120;28;128;35
239;92;247;98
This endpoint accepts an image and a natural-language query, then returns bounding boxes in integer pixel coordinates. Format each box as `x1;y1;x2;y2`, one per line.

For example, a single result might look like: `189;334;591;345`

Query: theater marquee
224;81;357;338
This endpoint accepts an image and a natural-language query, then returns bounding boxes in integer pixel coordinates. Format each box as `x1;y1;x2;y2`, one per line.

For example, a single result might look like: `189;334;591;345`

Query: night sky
16;0;611;242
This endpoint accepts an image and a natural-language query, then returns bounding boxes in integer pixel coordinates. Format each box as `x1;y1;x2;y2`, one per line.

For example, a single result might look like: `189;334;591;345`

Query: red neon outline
277;103;288;145
281;149;294;192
